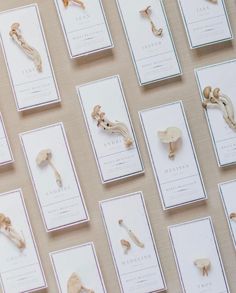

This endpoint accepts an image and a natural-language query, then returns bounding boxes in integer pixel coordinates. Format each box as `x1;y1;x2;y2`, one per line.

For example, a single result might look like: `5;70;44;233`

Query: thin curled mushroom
67;273;94;293
194;259;211;277
202;86;236;130
91;105;133;147
63;0;85;9
36;149;62;187
230;212;236;222
158;127;182;159
9;23;42;72
0;213;26;250
140;6;163;37
120;239;131;254
118;219;144;248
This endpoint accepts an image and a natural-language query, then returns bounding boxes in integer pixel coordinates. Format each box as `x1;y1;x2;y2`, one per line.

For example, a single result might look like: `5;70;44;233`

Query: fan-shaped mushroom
91;105;133;147
120;239;131;254
67;273;94;293
158;127;182;159
194;258;211;276
36;149;62;187
9;23;42;72
230;212;236;222
63;0;85;9
140;6;163;37
0;213;26;250
118;219;144;248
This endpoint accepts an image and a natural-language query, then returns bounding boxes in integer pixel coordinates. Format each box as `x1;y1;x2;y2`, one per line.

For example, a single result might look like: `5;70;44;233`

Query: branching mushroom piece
0;213;26;250
230;212;236;222
120;239;131;254
91;105;133;148
158;127;182;159
63;0;85;9
202;86;236;130
140;6;163;37
194;259;211;277
67;273;94;293
36;149;62;187
9;23;42;72
118;219;144;248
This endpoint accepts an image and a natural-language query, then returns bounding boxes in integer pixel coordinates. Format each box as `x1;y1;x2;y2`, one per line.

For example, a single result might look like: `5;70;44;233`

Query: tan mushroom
0;213;26;250
158;127;182;159
194;258;211;276
230;212;236;222
118;219;144;248
67;273;94;293
36;149;62;187
63;0;85;9
206;0;218;3
140;6;163;37
120;239;131;254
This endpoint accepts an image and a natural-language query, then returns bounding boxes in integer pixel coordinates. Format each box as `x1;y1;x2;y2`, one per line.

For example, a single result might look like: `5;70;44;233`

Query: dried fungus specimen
9;23;42;72
230;212;236;222
67;273;94;293
194;258;211;276
91;105;133;147
118;219;144;248
63;0;85;9
202;86;236;130
0;213;25;250
140;6;163;37
206;0;218;3
158;127;182;159
36;149;62;187
120;239;131;254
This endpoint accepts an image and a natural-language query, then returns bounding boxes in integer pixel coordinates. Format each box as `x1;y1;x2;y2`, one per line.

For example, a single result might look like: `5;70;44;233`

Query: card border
0;113;14;166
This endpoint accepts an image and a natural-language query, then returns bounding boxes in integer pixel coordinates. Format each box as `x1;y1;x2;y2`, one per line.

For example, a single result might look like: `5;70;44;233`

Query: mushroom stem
118;219;144;248
140;6;163;37
169;142;175;159
48;160;62;187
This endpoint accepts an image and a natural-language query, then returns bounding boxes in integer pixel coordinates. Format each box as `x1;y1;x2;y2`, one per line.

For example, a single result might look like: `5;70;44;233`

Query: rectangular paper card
169;217;230;293
0;4;60;111
50;242;106;293
219;180;236;249
77;75;144;184
139;101;207;210
0;189;47;293
195;59;236;167
54;0;113;58
19;123;89;232
0;113;14;166
178;0;233;49
100;191;166;293
116;0;182;86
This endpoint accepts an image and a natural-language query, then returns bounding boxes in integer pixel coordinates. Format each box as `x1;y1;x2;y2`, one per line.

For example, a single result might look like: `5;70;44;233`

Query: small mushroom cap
140;5;151;15
230;212;236;221
158;127;182;143
91;105;101;118
63;0;69;7
67;273;82;293
213;87;221;99
118;219;123;225
194;258;211;269
121;239;131;248
203;86;212;99
36;149;52;166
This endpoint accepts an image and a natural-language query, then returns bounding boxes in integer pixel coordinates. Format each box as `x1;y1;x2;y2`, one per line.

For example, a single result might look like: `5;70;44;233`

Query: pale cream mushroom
67;273;94;293
140;6;163;37
63;0;85;9
230;212;236;222
36;149;62;187
0;213;26;250
120;239;131;254
158;127;182;159
9;23;42;72
194;258;211;277
118;219;144;248
91;105;133;148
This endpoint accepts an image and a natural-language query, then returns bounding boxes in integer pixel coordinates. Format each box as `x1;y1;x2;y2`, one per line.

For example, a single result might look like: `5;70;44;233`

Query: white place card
178;0;233;49
116;0;182;86
195;59;236;167
77;75;144;184
100;191;166;293
169;217;230;293
219;179;236;250
19;123;89;232
0;4;60;111
0;114;14;166
0;189;47;293
139;101;207;210
50;242;106;293
54;0;113;58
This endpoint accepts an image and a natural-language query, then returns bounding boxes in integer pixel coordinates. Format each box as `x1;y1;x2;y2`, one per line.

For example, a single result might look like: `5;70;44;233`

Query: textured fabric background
0;0;236;292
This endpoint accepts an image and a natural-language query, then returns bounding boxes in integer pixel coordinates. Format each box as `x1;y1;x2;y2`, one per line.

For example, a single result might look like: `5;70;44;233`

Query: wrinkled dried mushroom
118;219;144;248
230;212;236;222
120;239;131;254
0;213;25;250
67;273;94;293
63;0;85;9
202;86;236;130
194;258;211;276
140;6;163;37
158;127;182;159
36;149;62;187
9;23;42;72
91;105;133;147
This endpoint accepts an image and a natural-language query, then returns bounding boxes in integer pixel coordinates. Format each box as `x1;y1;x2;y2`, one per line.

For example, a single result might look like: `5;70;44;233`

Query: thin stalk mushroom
9;23;42;72
140;6;163;37
202;86;236;130
158;127;182;159
120;239;131;254
36;149;62;187
91;105;133;148
230;212;236;222
67;273;94;293
63;0;85;9
0;213;26;250
194;259;211;277
118;219;144;248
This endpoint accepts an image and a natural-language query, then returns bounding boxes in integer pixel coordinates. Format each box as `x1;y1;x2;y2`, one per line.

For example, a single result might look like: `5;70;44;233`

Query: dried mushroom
67;273;94;293
63;0;85;9
206;0;218;3
140;6;163;37
120;239;131;254
118;219;144;248
230;212;236;222
158;127;182;159
194;258;211;276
